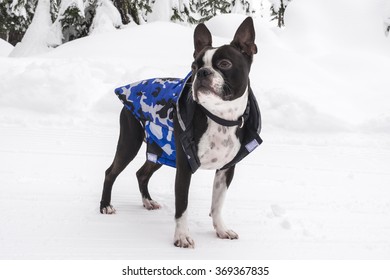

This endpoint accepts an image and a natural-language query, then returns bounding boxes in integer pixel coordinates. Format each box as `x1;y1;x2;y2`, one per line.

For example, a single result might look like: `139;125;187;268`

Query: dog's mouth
193;86;219;103
193;84;236;104
192;79;221;102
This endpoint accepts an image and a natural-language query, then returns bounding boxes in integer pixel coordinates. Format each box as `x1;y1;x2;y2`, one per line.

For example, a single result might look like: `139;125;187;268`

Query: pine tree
84;0;98;33
0;0;38;45
0;0;8;41
112;0;130;24
231;0;255;15
50;0;60;22
270;0;292;28
128;0;154;24
197;0;231;22
171;0;198;24
57;0;88;43
112;0;154;25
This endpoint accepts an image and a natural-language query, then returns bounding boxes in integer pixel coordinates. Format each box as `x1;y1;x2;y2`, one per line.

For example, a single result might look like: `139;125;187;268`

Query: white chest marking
197;89;248;170
198;122;241;170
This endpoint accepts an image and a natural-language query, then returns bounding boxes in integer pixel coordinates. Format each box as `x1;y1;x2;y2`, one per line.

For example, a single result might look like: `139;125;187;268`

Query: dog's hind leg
136;161;162;210
100;108;144;214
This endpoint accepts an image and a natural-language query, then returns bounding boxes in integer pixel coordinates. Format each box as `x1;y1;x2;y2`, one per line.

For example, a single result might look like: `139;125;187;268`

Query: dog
100;17;262;248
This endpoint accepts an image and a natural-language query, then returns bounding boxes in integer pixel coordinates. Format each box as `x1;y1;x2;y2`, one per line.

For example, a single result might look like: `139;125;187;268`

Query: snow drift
0;38;13;56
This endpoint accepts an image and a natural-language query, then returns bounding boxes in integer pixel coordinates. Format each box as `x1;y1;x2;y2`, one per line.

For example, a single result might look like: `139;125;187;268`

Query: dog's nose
197;68;212;78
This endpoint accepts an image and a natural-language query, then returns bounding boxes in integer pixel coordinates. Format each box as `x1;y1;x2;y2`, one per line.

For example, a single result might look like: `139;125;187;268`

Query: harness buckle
239;116;245;129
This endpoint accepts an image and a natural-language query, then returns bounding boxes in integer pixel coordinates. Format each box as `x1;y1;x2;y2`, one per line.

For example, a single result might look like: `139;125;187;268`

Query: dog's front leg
173;116;195;248
211;166;239;239
173;152;194;248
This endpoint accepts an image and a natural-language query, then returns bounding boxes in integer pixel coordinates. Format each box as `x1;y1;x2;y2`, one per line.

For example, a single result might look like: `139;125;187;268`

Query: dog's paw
216;228;239;240
174;233;195;248
100;205;116;214
142;198;161;210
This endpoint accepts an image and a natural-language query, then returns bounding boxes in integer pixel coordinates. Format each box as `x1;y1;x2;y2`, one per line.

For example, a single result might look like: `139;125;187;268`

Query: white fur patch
142;198;161;210
199;88;248;121
174;211;195;248
203;48;216;67
210;170;239;239
197;89;248;170
198;122;241;170
101;205;116;214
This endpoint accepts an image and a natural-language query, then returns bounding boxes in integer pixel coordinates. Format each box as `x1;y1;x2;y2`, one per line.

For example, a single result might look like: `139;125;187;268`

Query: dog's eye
191;62;198;72
217;59;232;70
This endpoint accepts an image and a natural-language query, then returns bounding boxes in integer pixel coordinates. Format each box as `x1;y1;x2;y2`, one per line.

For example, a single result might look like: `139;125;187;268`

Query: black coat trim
176;82;262;173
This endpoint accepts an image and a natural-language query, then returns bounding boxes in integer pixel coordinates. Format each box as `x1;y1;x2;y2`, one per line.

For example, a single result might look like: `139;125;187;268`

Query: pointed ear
193;23;212;58
231;17;257;56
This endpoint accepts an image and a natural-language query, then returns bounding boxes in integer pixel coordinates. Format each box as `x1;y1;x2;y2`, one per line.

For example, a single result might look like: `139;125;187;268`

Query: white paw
101;205;116;214
216;228;239;240
174;232;195;248
142;198;161;210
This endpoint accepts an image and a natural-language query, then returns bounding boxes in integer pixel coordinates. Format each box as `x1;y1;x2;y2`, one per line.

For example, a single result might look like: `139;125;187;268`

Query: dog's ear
231;17;257;57
193;23;212;58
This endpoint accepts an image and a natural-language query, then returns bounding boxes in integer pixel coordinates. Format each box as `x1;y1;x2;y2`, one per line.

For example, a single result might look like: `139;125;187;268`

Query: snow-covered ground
1;1;390;259
0;39;13;56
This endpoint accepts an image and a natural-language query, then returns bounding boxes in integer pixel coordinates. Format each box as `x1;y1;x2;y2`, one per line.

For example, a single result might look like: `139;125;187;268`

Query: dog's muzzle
193;68;222;100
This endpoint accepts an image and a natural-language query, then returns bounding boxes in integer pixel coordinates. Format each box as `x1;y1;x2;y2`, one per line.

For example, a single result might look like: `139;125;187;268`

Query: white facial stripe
203;48;217;67
192;48;225;102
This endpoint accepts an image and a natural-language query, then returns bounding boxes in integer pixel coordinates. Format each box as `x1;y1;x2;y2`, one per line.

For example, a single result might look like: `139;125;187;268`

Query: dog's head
191;17;257;110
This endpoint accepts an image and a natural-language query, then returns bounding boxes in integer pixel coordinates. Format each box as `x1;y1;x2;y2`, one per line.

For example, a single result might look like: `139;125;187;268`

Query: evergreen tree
112;0;154;25
197;0;231;21
112;0;130;24
50;0;60;22
0;0;38;45
84;0;98;33
270;0;292;28
0;0;8;41
59;0;86;42
129;0;154;24
171;0;198;24
231;0;255;15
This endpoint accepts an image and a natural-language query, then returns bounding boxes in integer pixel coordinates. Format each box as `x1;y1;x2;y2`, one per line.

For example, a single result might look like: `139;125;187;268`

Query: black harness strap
198;103;250;128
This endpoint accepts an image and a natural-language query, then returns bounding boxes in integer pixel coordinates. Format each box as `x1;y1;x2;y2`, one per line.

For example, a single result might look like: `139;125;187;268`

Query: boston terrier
100;17;262;248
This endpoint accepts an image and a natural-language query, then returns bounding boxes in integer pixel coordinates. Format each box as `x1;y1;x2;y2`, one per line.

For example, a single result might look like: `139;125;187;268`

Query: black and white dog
100;17;261;248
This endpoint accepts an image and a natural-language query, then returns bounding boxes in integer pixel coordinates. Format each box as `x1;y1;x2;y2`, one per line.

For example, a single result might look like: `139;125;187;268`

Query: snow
89;0;122;35
0;39;13;56
1;1;390;260
148;0;173;22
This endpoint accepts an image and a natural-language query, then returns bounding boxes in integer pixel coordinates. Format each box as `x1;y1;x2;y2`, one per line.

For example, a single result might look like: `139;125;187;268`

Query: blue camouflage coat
115;72;192;168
